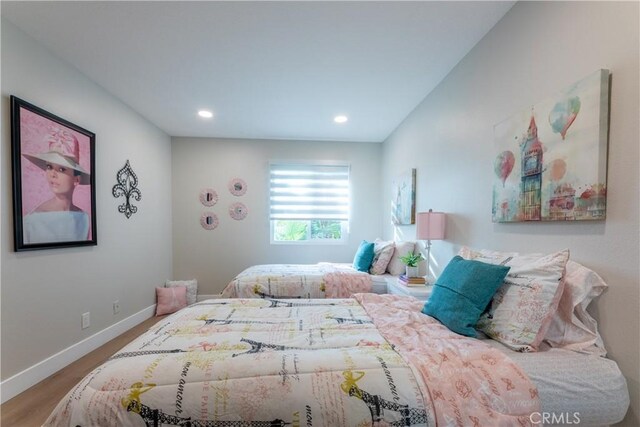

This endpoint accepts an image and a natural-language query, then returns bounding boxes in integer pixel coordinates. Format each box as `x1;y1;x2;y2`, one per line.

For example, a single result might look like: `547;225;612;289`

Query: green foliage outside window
274;220;343;241
310;220;341;239
274;220;308;241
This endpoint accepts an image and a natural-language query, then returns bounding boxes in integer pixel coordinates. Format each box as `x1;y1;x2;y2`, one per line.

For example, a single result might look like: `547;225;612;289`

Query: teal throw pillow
352;240;375;272
422;255;510;337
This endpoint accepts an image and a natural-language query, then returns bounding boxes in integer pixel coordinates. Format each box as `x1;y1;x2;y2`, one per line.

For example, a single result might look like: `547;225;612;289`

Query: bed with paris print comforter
221;263;376;299
45;294;539;426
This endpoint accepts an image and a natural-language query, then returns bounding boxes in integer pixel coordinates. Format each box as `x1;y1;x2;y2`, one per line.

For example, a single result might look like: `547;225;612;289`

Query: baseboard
0;304;156;404
196;294;223;301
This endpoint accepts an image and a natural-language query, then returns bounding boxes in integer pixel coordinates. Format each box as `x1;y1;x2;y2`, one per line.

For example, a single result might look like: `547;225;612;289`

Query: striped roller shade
269;163;350;221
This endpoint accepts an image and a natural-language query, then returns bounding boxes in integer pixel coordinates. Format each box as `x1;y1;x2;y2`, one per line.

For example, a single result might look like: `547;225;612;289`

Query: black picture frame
11;96;97;251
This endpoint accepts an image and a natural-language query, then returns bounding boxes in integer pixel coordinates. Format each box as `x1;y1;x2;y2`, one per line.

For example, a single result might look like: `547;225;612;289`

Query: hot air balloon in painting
549;96;581;140
548;158;567;182
494;150;515;187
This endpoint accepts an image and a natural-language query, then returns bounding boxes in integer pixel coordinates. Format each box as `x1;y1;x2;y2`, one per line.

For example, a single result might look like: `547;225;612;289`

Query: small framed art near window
392;168;416;225
10;96;97;251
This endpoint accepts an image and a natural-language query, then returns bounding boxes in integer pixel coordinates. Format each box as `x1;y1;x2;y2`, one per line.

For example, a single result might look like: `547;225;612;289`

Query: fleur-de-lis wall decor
112;160;142;218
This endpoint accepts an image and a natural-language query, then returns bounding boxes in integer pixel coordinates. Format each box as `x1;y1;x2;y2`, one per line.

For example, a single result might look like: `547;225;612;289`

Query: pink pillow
543;260;608;355
155;286;187;316
369;239;395;275
476;249;569;351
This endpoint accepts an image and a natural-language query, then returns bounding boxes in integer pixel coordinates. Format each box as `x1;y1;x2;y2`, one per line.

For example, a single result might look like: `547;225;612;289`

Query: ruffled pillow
543;260;608;355
369;239;395;275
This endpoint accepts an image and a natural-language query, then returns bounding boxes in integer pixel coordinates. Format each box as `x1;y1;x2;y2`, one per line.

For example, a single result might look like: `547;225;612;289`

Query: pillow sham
543;260;608;355
369;239;395;275
166;279;198;305
458;246;516;264
156;286;187;316
422;256;510;337
476;249;570;351
352;240;375;272
458;246;542;267
386;241;416;276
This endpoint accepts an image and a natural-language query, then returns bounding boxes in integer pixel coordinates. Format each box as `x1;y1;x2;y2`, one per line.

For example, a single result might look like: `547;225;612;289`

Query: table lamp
416;209;446;284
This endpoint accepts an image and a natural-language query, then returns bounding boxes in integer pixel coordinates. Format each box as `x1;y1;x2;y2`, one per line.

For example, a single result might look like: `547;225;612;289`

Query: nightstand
388;279;433;302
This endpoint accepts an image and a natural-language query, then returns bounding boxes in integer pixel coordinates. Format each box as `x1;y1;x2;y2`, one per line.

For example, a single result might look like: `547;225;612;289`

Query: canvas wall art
11;96;97;251
492;69;610;222
392;168;416;225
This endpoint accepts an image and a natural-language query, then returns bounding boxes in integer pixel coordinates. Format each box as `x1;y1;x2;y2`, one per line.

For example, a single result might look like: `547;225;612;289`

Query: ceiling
2;1;514;143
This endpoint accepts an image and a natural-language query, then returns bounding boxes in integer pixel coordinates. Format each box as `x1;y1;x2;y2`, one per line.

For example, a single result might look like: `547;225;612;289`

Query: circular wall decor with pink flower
200;212;219;230
229;202;248;220
228;178;247;196
199;188;218;207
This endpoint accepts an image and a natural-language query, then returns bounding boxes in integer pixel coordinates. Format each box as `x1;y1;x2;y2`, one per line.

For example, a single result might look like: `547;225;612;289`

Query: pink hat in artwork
23;127;90;185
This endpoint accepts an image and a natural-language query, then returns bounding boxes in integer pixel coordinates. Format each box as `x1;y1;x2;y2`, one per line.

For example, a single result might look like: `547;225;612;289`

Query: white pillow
369;239;395;275
543;260;608;356
386;241;416;276
166;279;198;305
458;246;541;266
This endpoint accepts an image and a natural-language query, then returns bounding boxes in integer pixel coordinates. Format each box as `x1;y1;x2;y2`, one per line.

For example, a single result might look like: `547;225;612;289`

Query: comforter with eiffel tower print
221;263;372;299
45;294;540;427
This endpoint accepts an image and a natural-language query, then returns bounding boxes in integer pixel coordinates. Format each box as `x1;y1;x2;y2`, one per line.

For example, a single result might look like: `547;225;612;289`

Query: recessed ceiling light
334;115;348;124
198;110;213;119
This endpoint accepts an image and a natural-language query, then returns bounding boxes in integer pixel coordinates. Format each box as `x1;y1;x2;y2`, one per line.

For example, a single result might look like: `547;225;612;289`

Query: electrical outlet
81;312;90;329
113;300;120;314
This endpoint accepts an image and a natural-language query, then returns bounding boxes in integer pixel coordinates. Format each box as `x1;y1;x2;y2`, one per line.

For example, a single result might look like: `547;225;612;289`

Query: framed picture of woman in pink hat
10;96;97;251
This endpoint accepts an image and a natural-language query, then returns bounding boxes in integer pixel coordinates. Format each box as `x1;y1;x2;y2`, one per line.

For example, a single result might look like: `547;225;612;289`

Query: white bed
45;294;629;426
484;337;629;426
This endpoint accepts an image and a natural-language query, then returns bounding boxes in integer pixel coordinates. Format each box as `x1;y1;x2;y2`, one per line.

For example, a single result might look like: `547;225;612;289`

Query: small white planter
405;266;419;277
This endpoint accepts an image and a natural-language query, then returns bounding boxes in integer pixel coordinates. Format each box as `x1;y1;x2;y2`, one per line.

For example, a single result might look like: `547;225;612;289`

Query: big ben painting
492;69;610;222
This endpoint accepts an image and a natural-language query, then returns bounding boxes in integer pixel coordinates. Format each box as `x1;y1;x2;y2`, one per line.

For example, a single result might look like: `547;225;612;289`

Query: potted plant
399;251;424;277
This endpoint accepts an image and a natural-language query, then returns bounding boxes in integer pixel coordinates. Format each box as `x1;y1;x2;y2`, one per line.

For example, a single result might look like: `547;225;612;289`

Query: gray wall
1;21;173;380
172;137;382;294
381;2;639;424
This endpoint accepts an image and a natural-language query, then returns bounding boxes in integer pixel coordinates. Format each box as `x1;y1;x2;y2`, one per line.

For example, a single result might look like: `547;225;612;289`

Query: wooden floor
1;315;165;427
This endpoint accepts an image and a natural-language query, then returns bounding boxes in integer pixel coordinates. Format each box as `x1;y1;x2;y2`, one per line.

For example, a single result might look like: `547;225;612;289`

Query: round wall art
199;188;218;207
200;212;219;230
229;202;248;220
228;178;247;196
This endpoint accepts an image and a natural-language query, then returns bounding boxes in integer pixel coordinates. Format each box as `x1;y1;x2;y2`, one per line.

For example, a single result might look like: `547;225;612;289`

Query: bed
484;337;630;426
45;294;628;427
221;263;392;299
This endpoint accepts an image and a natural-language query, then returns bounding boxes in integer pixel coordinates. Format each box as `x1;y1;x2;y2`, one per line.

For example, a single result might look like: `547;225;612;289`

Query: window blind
269;163;350;221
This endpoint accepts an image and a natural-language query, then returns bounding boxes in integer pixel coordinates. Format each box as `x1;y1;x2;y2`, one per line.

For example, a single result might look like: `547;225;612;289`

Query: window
269;163;350;243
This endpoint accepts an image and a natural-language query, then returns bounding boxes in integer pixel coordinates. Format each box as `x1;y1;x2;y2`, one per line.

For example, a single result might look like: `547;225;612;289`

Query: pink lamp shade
416;210;446;240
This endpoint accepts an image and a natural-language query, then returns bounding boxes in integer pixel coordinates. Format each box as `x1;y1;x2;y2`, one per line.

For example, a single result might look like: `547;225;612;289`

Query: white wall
172;137;381;294
1;20;173;389
381;2;639;424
